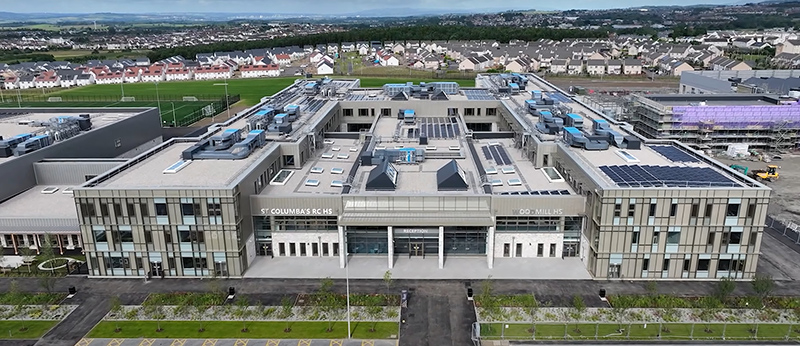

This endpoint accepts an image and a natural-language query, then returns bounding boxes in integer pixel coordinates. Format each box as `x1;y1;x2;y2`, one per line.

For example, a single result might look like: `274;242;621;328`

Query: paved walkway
75;339;396;346
244;256;591;280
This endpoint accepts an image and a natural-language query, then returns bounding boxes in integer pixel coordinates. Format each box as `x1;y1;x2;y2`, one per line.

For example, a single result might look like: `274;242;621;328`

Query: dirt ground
715;154;800;223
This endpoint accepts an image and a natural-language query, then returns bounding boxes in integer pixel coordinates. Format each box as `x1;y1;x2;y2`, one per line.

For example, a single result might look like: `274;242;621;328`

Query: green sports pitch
0;99;219;127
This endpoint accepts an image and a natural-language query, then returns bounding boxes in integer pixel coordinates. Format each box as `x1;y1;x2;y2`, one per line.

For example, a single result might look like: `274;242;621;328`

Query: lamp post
345;251;351;339
17;89;21;109
120;82;125;99
171;102;176;127
213;78;231;122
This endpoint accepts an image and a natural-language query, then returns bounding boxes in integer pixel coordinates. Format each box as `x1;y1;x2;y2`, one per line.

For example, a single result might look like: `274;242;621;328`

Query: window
628;202;635;217
718;259;731;271
652;231;660;244
733;259;746;272
358;108;369;116
113;203;122;217
614;203;622;217
144;231;152;243
322;243;329;256
118;228;134;243
515;243;522;257
726;203;740;217
683;259;690;271
705;203;713;218
503;243;510;257
697;259;710;271
690;203;699;217
155;202;168;216
164;231;172;244
730;231;742;244
707;232;715;245
333;243;339;255
750;232;758;246
181;202;195;216
181;256;207;269
126;202;137;217
642;258;650;271
667;230;680;244
140;203;149;217
663;259;670;271
279;243;286;256
669;203;677;217
549;243;556;257
747;203;757;218
80;202;97;217
343;108;353;116
632;231;640;244
100;202;110;217
107;256;130;269
495;217;560;232
300;244;307;256
380;108;391;116
486;108;497;116
93;228;107;242
649;203;657;217
179;230;204;243
289;243;296;256
464;108;475;116
537;243;544;257
312;243;319;256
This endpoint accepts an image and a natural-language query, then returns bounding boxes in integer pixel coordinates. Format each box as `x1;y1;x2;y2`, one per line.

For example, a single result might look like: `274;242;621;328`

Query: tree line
146;25;610;62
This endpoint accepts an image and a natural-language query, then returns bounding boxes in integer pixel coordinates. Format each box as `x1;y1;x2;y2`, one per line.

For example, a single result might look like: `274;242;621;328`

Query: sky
2;0;736;14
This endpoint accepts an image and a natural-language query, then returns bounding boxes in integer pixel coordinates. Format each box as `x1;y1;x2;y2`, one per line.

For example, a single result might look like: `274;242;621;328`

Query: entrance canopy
340;211;493;226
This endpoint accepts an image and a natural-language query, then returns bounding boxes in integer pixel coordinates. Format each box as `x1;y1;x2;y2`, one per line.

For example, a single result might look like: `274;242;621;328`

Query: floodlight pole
224;77;231;119
171;102;176;127
154;81;161;116
17;89;21;108
120;82;125;98
346;251;351;339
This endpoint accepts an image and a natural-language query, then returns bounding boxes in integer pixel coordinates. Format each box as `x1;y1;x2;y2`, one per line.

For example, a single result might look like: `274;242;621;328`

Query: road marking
265;340;280;346
201;339;218;346
330;340;343;346
233;340;248;346
106;339;123;346
138;339;155;346
298;340;311;346
170;339;187;346
361;340;375;346
75;339;94;346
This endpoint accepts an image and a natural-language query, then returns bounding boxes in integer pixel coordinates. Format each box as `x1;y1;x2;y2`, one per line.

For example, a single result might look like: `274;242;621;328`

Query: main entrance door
410;242;424;256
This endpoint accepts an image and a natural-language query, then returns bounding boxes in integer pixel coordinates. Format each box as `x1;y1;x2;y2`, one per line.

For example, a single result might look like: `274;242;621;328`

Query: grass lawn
0;321;58;339
88;321;398;339
0;99;216;126
480;323;800;340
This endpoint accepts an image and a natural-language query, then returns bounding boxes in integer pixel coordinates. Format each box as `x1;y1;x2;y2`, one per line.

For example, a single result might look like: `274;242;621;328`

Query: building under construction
631;94;800;151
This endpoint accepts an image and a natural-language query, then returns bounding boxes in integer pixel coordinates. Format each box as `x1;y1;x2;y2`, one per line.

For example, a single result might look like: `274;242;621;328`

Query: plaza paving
245;256;592;280
74;339;396;346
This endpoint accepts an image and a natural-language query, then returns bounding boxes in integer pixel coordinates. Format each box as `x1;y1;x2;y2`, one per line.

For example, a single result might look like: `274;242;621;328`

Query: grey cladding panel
34;160;126;185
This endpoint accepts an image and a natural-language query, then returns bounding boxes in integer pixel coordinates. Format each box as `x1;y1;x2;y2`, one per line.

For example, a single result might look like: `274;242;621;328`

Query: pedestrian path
75;338;397;346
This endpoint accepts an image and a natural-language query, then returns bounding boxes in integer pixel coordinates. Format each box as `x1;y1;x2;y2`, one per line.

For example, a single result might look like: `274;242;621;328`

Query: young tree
752;274;774;307
108;296;123;332
234;297;251;332
280;296;294;332
18;247;35;273
192;302;210;332
715;277;736;304
39;234;57;275
315;278;344;333
365;294;385;332
610;298;630;333
9;280;28;331
522;293;539;334
38;275;56;294
570;295;586;334
383;270;393;291
645;281;658;297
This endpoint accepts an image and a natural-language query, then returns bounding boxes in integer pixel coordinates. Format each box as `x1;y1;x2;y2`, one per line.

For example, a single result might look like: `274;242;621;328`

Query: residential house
3;76;18;89
94;71;123;85
549;59;569;74
240;64;280;78
134;57;151;67
17;75;35;89
194;66;231;80
141;67;165;82
607;60;623;75
273;54;291;66
776;39;800;55
659;58;693;76
567;60;583;75
357;42;370;56
391;42;405;54
57;70;83;88
708;56;752;71
75;73;93;87
772;52;800;68
410;60;425;69
378;51;399;67
316;61;334;75
164;68;192;81
309;51;324;64
732;37;757;49
703;38;729;48
623;59;643;75
341;42;356;53
506;57;533;73
123;67;143;83
585;59;606;75
423;55;441;70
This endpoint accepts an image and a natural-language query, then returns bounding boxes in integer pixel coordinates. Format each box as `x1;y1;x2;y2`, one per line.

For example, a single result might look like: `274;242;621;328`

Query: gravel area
105;305;400;322
477;307;800;324
0;304;77;320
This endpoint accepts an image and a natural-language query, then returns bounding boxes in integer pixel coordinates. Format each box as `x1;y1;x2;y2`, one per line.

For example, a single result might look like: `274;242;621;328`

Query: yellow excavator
747;165;779;182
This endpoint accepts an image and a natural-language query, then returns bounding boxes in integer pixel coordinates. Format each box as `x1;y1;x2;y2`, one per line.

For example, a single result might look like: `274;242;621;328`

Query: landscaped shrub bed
142;292;225;307
296;293;399;307
609;295;800;310
0;293;65;305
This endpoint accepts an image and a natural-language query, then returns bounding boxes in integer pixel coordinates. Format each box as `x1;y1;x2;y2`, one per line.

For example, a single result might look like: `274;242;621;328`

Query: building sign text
261;208;335;215
514;209;564;216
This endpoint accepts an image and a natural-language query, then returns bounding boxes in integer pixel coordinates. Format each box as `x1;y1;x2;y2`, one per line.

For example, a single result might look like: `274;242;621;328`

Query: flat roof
261;138;361;195
0;111;139;164
0;185;77;219
97;141;272;188
643;94;781;107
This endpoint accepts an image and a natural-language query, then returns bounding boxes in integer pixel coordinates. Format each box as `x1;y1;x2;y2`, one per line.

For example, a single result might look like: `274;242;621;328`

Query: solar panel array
413;117;460;139
498;190;571;196
464;90;496;100
547;92;571;103
599;165;737;188
482;145;512;165
297;97;328;113
650;145;701;163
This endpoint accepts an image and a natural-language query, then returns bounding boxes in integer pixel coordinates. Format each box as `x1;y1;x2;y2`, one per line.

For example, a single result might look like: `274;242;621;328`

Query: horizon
2;0;739;15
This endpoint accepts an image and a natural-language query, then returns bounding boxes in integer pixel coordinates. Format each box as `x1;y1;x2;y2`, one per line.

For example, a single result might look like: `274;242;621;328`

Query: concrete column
387;226;394;269
438;226;444;269
338;226;346;268
487;226;495;269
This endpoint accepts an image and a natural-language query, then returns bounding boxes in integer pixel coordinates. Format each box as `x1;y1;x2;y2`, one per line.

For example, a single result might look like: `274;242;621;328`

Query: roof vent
62;187;74;195
41;186;59;194
163;160;191;174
